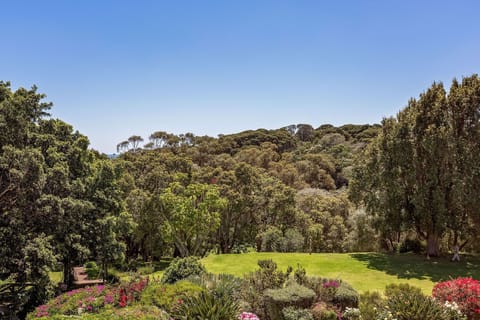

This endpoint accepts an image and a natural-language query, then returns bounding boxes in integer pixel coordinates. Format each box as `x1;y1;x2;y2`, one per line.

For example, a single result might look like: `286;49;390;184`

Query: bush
387;293;465;320
27;278;149;319
382;283;466;320
161;256;206;284
311;303;338;320
264;280;316;320
342;307;362;320
240;259;289;320
187;273;242;300
140;280;203;313
85;261;101;279
282;306;314;320
231;244;249;254
257;226;284;252
384;283;422;298
359;291;384;320
171;290;239;320
80;305;170;320
333;281;359;309
432;277;480;319
283;228;305;252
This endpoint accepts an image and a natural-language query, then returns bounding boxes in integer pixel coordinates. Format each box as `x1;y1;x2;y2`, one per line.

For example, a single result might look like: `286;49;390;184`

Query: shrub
301;276;324;300
282;306;314;320
264;280;316;320
283;228;305;252
382;283;466;320
333;281;359;309
161;256;206;284
239;312;260;320
240;259;289;320
140;280;203;313
257;226;284;252
359;291;384;320
80;305;170;320
27;278;149;319
342;307;362;320
384;283;422;298
232;244;250;254
432;277;480;319
310;302;338;320
85;261;101;279
187;273;242;300
171;290;239;320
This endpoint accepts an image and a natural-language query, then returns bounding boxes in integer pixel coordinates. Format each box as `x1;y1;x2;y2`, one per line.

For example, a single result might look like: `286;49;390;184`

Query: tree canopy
350;75;480;256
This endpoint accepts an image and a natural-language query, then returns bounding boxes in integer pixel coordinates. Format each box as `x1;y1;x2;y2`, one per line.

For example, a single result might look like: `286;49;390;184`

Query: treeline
114;123;381;260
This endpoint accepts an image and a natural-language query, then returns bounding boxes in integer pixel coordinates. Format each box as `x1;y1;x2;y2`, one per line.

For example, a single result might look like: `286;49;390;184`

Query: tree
153;181;227;257
350;75;480;256
128;135;144;151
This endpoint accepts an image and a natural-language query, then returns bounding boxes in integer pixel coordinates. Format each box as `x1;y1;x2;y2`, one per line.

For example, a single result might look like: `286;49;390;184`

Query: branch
459;239;468;251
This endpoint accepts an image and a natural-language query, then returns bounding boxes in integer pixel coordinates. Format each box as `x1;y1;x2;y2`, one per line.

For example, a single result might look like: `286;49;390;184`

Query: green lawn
201;252;480;294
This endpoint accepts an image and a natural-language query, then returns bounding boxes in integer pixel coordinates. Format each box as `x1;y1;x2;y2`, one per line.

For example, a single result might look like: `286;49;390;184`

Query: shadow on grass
349;252;480;283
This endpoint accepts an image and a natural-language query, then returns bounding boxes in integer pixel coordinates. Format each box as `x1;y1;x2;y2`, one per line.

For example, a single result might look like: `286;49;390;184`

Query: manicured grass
201;252;480;294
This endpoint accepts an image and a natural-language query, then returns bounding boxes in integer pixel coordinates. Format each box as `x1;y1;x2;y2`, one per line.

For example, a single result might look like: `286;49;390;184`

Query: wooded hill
114;123;381;260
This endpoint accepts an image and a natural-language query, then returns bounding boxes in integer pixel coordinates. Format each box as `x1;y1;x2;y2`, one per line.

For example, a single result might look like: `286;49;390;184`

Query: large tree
350;75;480;256
0;82;128;315
151;181;227;257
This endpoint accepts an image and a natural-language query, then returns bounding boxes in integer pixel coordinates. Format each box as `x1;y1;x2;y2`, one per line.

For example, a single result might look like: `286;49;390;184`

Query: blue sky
1;1;479;154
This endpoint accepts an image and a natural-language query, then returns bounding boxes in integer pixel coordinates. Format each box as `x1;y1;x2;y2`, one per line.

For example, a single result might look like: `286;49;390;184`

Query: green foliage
398;238;423;254
381;284;466;320
351;75;480;256
264;280;316;320
240;259;290;320
333;281;359;309
342;307;362;320
282;306;314;320
156;181;227;257
171;290;239;320
310;303;338;320
186;273;242;300
85;261;100;279
140;280;204;312
384;283;422;297
257;226;284;252
161;256;206;284
81;305;170;320
359;291;384;320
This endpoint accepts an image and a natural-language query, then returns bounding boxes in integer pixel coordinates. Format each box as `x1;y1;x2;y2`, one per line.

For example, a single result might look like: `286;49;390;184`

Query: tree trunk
63;257;72;287
426;233;440;257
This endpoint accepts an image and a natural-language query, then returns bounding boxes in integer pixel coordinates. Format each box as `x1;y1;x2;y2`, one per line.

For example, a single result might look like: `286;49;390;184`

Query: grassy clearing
201;252;480;294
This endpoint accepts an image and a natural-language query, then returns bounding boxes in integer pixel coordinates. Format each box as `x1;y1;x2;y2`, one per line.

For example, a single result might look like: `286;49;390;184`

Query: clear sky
1;1;479;154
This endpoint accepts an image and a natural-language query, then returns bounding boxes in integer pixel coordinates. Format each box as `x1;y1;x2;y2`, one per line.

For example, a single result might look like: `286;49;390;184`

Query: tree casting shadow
349;252;480;283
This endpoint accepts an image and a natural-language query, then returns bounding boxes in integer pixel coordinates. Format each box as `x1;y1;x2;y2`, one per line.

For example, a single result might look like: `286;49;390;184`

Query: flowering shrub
239;311;260;319
342;307;362;320
323;280;340;289
432;277;480;319
27;278;149;319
